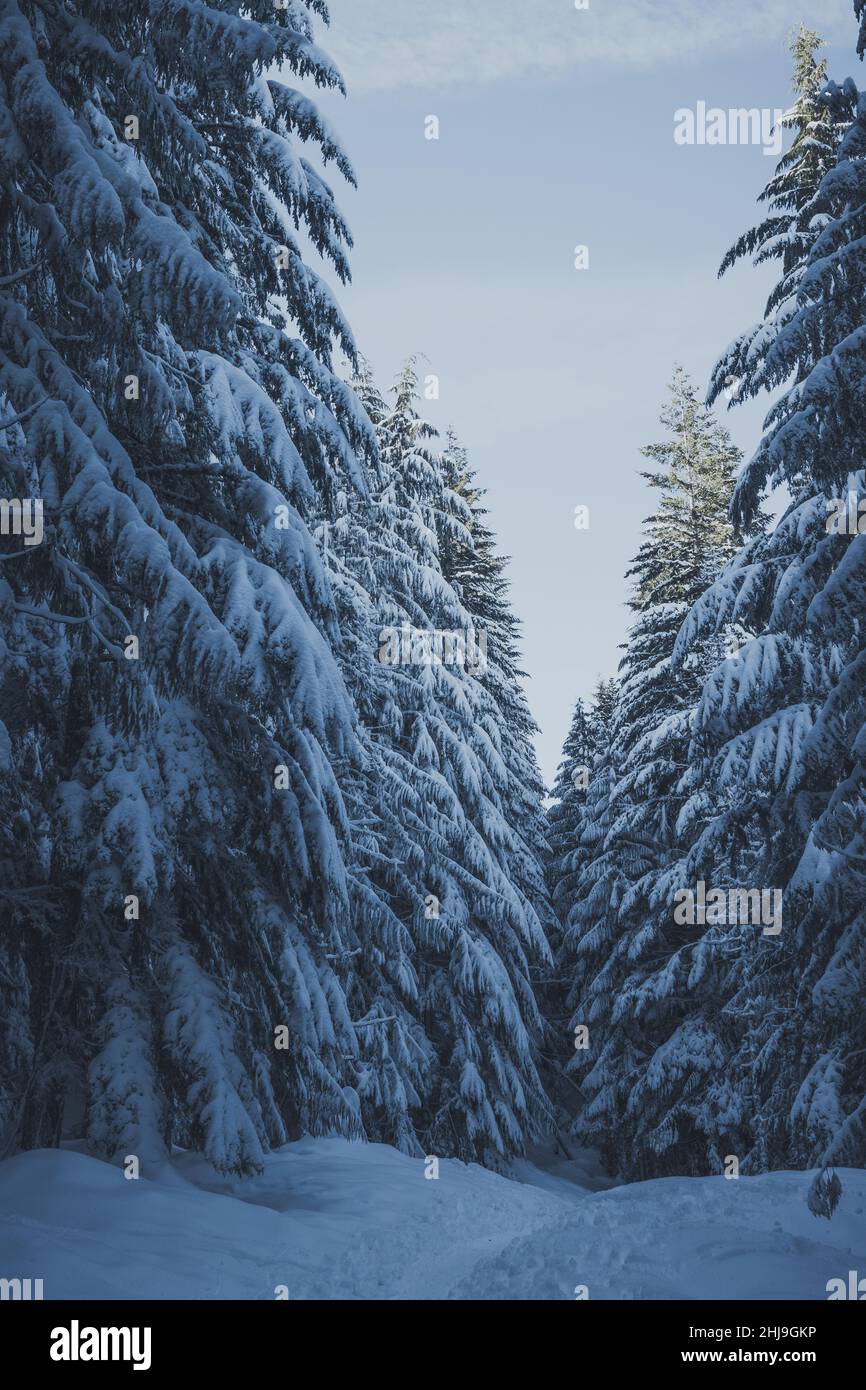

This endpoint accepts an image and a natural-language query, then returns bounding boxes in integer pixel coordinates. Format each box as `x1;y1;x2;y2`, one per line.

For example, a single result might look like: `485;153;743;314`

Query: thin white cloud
322;0;857;94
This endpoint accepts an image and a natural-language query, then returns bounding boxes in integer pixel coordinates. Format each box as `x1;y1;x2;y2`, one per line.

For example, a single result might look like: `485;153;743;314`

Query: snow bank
0;1138;863;1300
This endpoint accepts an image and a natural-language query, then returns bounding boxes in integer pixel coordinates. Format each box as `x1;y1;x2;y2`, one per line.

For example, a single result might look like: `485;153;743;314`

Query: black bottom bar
3;1298;861;1375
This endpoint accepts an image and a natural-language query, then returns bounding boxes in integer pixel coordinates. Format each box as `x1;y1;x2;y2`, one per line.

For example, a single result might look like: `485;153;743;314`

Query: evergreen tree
323;360;555;1166
561;373;742;1178
615;6;866;1179
710;26;849;407
438;429;553;957
0;0;380;1172
555;678;620;977
547;697;595;936
669;6;866;1175
548;680;621;1143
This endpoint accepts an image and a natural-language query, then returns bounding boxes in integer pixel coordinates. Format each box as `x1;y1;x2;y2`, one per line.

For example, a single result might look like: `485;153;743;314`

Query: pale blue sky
313;0;858;785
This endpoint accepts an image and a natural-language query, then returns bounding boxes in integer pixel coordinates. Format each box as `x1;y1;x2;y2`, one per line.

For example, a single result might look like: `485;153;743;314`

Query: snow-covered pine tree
437;425;559;1125
0;0;380;1173
547;697;595;943
438;429;553;962
710;25;848;407
670;3;866;1174
308;360;435;1157
323;360;554;1166
549;678;624;1156
544;693;600;1121
564;372;742;1179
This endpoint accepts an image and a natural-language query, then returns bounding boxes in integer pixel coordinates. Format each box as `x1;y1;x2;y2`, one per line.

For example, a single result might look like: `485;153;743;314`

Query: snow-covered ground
1;1138;864;1300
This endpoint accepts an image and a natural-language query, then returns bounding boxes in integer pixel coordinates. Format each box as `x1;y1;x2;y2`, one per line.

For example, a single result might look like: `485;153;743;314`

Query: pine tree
664;6;866;1175
561;373;742;1178
547;697;595;936
555;679;620;994
0;0;381;1173
710;26;848;407
322;360;555;1165
310;360;437;1157
547;679;621;1152
438;429;553;959
543;687;607;1126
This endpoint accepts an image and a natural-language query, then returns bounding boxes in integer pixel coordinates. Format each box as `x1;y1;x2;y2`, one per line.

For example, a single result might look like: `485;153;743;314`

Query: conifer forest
1;0;866;1342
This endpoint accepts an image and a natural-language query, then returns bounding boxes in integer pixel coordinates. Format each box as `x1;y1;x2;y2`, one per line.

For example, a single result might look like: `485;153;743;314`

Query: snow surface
1;1139;864;1300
